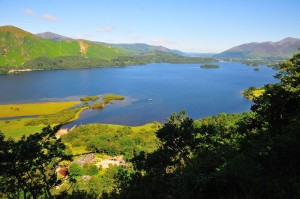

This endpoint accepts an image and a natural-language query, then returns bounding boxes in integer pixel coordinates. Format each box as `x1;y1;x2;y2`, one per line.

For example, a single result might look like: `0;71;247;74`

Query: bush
91;102;105;109
80;95;99;102
69;163;83;177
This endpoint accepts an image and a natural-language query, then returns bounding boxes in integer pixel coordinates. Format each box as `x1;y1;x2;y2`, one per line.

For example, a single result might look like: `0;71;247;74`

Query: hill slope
0;26;125;67
34;33;189;56
215;37;300;58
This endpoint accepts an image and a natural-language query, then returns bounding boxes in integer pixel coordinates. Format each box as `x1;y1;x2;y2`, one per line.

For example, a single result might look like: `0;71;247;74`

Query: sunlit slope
0;26;125;67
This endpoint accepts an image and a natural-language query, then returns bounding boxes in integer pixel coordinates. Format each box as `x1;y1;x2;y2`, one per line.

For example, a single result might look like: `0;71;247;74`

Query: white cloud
96;27;113;33
149;39;176;46
41;13;60;21
22;9;35;15
22;10;60;22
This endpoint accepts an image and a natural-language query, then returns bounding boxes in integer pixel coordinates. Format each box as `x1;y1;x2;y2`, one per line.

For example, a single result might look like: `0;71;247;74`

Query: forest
19;51;216;72
0;52;300;198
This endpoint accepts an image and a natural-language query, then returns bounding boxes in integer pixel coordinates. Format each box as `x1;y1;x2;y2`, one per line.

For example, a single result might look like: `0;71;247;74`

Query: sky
0;0;300;53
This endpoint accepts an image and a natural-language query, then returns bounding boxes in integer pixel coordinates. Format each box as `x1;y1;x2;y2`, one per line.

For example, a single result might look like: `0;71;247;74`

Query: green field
0;119;45;139
0;101;80;118
0;105;86;139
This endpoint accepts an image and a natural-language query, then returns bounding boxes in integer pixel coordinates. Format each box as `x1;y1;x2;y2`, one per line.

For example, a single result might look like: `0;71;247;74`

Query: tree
69;163;83;177
87;165;99;176
0;126;72;199
111;52;300;198
112;111;198;199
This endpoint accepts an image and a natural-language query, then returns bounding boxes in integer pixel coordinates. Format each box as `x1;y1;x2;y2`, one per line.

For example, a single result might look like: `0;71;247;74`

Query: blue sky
1;0;299;53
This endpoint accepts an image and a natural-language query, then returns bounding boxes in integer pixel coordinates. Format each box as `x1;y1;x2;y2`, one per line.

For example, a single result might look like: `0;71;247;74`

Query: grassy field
0;119;45;139
0;104;86;139
0;101;80;118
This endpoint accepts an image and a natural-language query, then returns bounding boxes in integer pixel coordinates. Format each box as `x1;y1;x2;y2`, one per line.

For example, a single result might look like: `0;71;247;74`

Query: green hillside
0;26;125;67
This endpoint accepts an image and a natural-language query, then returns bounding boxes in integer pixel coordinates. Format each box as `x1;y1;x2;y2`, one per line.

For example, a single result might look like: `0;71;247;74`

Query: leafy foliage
91;102;105;109
102;94;125;104
110;52;300;198
24;107;83;126
19;51;216;71
80;95;99;102
62;123;160;159
0;126;72;199
242;86;265;100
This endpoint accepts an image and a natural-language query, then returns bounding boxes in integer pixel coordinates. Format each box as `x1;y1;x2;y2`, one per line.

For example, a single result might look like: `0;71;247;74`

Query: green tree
111;52;300;198
0;126;72;199
87;165;99;176
69;163;83;177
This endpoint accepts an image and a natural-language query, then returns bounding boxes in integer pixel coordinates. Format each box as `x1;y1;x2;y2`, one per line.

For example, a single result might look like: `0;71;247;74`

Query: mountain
0;26;126;67
35;32;74;41
34;32;189;56
215;37;300;58
110;43;166;53
183;52;216;57
101;43;189;56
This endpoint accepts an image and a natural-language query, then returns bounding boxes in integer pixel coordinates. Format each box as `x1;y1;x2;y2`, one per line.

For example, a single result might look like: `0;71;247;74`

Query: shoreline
8;68;43;74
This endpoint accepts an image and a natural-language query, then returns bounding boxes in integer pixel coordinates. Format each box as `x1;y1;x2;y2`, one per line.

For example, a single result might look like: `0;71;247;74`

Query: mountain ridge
0;25;126;67
34;32;191;57
215;37;300;58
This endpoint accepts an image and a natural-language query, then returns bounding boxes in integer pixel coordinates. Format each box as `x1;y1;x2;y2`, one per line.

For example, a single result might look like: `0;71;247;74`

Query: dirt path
78;40;88;56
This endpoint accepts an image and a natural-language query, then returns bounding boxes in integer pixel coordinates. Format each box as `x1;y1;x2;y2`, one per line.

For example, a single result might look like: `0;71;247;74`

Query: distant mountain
0;25;126;67
109;43;189;56
183;52;216;57
0;25;214;70
35;32;74;41
215;37;300;59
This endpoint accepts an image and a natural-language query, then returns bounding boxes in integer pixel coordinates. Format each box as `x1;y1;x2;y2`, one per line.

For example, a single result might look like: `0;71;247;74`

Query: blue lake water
0;62;278;125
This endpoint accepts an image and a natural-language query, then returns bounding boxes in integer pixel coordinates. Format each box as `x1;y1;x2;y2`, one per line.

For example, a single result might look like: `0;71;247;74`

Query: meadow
0;104;85;139
0;101;80;118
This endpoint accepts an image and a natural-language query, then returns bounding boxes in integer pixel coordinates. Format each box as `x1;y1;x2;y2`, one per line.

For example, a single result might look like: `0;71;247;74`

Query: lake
0;62;278;125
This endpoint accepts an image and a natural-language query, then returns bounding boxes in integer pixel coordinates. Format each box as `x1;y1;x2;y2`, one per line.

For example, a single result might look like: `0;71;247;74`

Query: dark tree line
20;51;216;71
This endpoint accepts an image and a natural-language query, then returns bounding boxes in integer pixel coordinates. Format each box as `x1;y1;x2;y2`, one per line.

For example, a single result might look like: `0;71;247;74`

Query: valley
0;0;299;197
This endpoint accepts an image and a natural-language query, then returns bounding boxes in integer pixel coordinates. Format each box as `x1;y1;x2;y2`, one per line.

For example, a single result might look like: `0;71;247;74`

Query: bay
0;62;278;125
